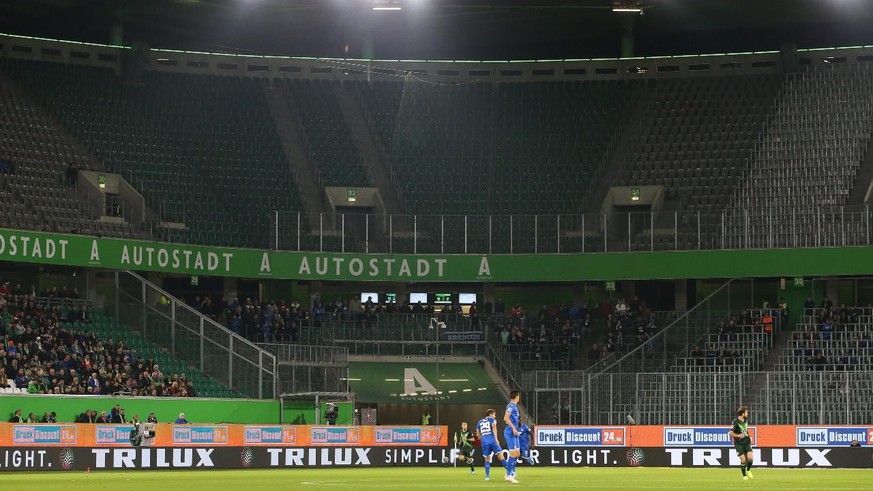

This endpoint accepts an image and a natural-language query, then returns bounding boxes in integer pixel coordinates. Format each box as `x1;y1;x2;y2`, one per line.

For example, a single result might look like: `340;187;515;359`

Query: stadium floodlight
613;7;642;12
373;0;402;10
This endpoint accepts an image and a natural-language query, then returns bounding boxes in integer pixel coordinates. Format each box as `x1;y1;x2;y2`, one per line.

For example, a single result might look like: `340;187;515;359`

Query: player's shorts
481;438;503;458
460;446;474;458
503;430;520;451
734;442;753;456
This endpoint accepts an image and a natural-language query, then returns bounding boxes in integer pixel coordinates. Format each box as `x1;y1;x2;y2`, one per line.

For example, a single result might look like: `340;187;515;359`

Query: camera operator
129;416;143;447
142;412;158;446
325;402;339;425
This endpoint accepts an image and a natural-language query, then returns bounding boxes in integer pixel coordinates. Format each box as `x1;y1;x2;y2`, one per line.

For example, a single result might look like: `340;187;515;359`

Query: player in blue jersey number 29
475;408;509;482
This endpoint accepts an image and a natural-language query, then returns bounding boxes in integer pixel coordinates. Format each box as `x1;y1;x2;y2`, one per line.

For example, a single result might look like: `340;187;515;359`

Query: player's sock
746;460;753;471
469;459;475;471
506;456;515;476
740;463;747;477
484;460;490;478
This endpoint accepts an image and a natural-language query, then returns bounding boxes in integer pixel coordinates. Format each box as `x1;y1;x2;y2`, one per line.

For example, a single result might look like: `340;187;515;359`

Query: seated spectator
838;351;855;371
76;410;94;423
727;345;740;364
175;412;189;424
96;410;109;423
704;346;717;366
26;412;37;423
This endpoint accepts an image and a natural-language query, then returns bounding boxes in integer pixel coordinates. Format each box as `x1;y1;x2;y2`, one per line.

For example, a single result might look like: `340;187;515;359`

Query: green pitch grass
3;467;871;490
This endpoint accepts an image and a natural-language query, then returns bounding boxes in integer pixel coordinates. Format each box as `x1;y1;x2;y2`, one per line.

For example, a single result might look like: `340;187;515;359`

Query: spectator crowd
0;279;197;398
8;404;180;425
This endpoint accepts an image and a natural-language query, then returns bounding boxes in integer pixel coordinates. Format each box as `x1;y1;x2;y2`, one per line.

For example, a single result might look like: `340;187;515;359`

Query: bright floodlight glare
373;6;401;10
613;8;642;12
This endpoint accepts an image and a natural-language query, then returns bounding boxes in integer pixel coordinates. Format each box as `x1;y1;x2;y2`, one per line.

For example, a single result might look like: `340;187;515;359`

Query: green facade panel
2;228;872;282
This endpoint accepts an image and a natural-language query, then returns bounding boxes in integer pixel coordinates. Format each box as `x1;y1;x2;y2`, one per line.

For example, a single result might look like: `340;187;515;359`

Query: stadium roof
2;0;873;61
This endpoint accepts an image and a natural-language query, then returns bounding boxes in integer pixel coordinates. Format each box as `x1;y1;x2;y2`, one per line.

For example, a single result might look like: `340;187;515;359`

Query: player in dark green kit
454;421;476;474
728;405;754;481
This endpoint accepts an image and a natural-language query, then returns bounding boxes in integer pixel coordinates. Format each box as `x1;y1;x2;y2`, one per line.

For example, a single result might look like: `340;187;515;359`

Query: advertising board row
0;424;447;447
534;425;873;448
4;424;869;448
0;446;869;471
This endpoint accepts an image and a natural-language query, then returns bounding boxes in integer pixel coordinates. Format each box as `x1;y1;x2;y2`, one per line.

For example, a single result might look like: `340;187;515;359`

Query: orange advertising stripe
0;424;449;447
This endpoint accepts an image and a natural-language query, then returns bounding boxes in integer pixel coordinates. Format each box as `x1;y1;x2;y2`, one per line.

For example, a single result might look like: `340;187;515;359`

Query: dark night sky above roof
3;0;873;60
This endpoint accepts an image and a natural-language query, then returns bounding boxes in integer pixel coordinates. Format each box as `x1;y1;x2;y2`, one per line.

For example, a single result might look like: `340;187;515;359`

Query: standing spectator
469;302;480;329
821;317;834;341
690;345;704;366
804;297;815;316
109;404;123;423
175;412;189;424
587;343;601;367
421;410;431;426
813;350;828;371
65;163;78;186
8;409;24;422
75;305;91;323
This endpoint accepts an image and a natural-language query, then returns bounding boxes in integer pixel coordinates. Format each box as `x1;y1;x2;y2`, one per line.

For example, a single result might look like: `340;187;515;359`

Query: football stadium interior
1;0;873;482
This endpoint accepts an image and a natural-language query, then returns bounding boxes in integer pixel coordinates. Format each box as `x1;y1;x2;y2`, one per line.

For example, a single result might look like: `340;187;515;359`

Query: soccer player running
503;389;522;484
728;405;754;481
454;421;477;474
476;409;508;482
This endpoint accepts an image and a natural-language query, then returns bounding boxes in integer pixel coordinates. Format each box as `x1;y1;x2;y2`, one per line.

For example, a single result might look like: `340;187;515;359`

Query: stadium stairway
264;83;327;216
846;133;873;205
585;81;654;214
68;311;241;398
333;82;402;215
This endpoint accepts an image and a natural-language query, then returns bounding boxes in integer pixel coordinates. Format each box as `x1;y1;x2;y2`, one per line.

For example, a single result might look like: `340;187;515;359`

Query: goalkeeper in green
454;421;477;474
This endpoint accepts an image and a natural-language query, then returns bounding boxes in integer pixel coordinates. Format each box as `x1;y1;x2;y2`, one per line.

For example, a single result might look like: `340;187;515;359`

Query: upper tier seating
617;74;781;210
1;59;303;248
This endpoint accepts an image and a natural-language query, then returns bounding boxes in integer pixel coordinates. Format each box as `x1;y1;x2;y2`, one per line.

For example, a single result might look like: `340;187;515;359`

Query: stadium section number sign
3;228;873;282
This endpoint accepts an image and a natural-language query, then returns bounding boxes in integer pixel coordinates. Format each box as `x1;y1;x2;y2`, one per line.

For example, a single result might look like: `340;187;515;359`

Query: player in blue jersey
475;409;508;481
503;389;522;483
517;417;532;465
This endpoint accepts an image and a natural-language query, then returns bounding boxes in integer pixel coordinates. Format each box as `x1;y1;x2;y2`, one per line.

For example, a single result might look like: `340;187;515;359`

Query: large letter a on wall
404;368;437;395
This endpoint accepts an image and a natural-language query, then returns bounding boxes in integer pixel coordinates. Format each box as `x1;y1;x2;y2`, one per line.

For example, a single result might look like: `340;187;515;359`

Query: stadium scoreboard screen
434;293;452;304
